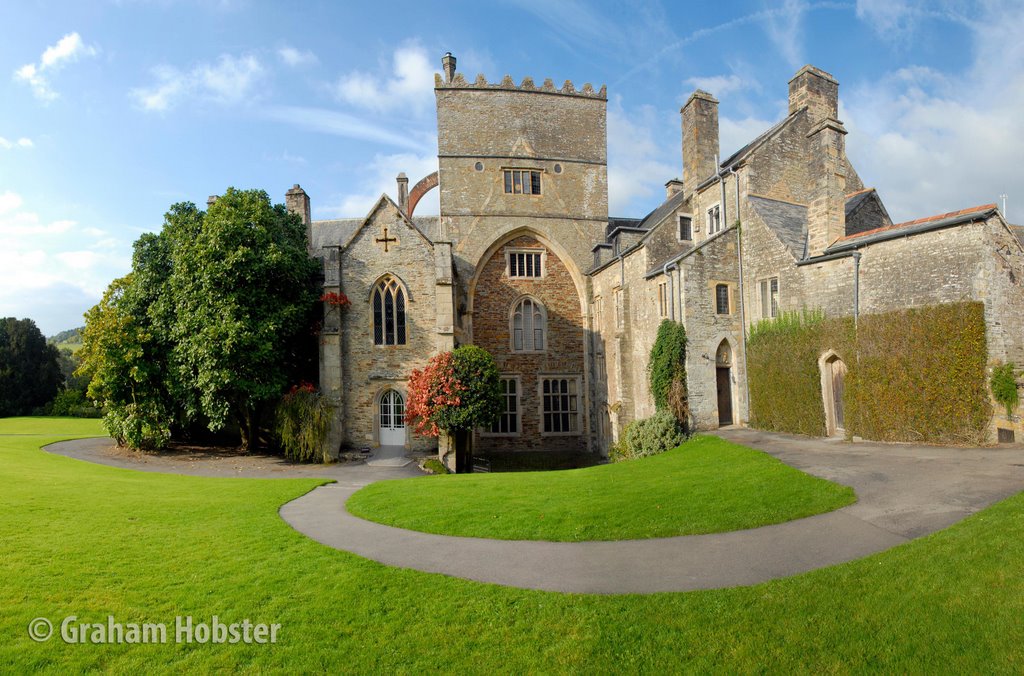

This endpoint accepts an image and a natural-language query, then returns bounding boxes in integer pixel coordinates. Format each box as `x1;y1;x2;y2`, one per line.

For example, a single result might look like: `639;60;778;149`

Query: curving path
47;431;1024;594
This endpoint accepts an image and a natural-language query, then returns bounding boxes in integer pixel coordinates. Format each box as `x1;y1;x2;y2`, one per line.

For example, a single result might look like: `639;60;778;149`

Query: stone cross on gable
375;226;398;252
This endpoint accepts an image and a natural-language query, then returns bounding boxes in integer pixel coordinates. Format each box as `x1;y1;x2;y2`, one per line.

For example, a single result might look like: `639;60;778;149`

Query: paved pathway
45;432;1024;594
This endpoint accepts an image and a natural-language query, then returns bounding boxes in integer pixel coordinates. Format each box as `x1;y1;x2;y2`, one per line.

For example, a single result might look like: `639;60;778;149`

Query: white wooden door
379;390;406;446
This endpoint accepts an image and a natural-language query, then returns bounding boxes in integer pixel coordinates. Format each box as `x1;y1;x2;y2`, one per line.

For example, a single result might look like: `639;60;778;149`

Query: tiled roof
836;204;997;243
311;214;439;250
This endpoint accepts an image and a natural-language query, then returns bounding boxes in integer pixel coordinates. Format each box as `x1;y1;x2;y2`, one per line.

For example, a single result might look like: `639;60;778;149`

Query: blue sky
2;0;1021;335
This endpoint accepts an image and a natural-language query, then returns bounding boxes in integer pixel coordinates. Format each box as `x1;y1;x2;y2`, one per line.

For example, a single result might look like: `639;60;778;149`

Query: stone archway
819;350;847;437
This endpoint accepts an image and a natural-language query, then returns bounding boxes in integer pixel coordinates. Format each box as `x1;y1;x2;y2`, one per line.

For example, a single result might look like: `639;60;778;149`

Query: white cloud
0;192;131;334
263;105;432;152
131;54;264;111
685;74;746;98
278;46;318;67
606;99;677;215
0;137;34;150
844;3;1024;222
13;32;97;102
322;152;440;218
762;0;805;70
334;44;435;114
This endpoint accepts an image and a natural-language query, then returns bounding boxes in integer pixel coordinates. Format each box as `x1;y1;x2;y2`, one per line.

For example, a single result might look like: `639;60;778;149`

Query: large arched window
511;297;545;352
372;276;406;345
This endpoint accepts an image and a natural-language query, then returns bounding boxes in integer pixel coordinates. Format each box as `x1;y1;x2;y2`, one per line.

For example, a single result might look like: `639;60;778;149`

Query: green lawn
3;418;1024;672
347;436;855;540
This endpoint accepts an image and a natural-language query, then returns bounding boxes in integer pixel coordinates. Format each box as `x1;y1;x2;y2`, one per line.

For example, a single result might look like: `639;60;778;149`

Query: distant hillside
48;326;85;352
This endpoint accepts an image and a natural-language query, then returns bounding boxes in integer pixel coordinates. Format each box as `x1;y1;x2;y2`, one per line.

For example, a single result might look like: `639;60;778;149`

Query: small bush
611;410;686;462
103;401;172;450
276;386;332;462
47;390;102;418
991;363;1019;416
421;458;450;475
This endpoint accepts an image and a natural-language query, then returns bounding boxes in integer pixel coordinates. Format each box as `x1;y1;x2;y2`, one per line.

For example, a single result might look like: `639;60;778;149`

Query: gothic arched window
373;276;406;345
511;297;545;352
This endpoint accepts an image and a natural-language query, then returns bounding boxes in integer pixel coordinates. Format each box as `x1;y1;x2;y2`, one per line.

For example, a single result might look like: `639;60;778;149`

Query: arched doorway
819;351;847;437
378;390;406;446
716;340;734;426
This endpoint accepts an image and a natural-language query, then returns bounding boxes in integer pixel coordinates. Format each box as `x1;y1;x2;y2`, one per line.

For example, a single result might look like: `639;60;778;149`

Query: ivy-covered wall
747;302;991;444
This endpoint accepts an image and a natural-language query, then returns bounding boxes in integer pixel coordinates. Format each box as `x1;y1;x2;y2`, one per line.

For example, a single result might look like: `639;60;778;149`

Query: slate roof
844;188;875;217
635;188;688;231
748;195;808;259
310;215;439;250
606;217;643;238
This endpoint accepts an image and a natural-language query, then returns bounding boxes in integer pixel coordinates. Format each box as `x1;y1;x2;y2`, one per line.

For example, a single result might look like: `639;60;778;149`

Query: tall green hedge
747;302;990;444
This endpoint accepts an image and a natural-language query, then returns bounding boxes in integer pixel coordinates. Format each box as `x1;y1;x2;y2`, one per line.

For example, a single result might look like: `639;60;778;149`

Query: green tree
406;345;503;472
0;317;63;416
169;188;319;450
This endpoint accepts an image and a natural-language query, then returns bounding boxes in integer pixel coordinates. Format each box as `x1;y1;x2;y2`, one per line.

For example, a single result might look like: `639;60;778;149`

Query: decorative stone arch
508;294;548;353
466;227;588;318
818;349;847;437
367;272;413;302
713;336;738;427
406;171;439;219
372;385;408;447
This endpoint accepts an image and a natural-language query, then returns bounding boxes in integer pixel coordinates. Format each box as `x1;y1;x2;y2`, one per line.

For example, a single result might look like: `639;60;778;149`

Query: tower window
372;276;406;345
504;169;541;195
507;249;544;278
511;297;546;352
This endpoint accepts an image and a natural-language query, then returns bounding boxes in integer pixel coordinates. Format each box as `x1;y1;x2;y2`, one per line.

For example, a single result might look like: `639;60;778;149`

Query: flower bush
405;346;502;436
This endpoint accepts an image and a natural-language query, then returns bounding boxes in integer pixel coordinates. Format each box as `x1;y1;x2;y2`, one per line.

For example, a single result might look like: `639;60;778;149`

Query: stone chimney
806;118;848;256
681;90;719;197
665;179;684;200
285;184;312;250
789;65;838;123
396;173;409;213
441;52;457;84
206;195;218;208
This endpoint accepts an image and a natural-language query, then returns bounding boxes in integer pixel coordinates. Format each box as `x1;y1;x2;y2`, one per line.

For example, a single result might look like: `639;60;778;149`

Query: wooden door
717;367;733;426
831;360;846;429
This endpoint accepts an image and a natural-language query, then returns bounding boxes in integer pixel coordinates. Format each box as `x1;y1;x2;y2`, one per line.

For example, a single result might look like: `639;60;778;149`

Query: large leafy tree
169;188;319;450
0;317;63;416
79;188;318;450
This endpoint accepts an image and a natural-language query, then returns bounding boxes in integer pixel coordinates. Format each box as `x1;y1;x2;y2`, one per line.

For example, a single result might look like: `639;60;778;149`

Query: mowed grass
3;418;1024;672
347;436;855;541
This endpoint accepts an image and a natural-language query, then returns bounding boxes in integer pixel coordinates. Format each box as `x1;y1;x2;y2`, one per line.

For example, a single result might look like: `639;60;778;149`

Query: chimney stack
441;52;457;84
788;65;838;123
285;184;312;249
396;173;409;213
206;195;218;208
665;178;684;200
680;90;720;197
806;119;848;256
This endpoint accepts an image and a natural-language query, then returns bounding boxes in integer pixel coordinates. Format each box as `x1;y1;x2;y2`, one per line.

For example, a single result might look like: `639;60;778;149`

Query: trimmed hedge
748;302;990;444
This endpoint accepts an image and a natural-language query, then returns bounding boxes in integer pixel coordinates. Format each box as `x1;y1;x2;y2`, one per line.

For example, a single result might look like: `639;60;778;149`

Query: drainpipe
852;251;861;328
663;261;677;321
728;165;750;424
717;156;727;228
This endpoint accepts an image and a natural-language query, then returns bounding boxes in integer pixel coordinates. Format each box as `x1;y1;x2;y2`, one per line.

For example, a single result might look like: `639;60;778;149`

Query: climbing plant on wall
647;320;689;427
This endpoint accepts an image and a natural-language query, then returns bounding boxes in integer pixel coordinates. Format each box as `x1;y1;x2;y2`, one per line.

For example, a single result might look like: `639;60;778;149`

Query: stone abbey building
282;54;1024;462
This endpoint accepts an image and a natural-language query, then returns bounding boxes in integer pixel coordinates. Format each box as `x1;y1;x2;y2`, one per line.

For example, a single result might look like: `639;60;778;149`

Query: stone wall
327;199;442;453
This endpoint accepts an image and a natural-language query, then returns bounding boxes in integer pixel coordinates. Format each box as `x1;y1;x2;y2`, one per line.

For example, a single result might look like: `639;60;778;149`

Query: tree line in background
76;187;320;450
0;317;65;417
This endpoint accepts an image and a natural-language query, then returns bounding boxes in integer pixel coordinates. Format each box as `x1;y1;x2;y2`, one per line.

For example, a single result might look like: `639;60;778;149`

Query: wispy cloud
764;0;807;70
278;46;318;67
685;74;747;98
844;2;1024;221
13;32;98;102
606;98;677;215
131;54;264;111
333;44;435;114
0;137;33;150
322;152;440;218
263;105;432;152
